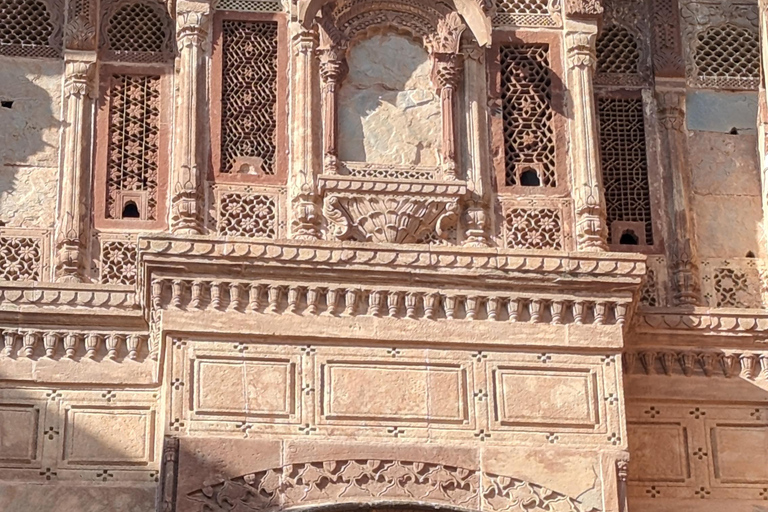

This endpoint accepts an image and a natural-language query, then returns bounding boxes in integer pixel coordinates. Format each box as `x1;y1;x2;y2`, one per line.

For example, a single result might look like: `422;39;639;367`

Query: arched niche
184;459;599;512
337;31;441;167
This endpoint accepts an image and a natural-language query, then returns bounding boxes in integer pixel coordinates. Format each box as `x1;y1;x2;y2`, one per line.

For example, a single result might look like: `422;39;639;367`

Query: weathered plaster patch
686;91;758;134
0;56;62;228
689;132;760;196
338;34;441;166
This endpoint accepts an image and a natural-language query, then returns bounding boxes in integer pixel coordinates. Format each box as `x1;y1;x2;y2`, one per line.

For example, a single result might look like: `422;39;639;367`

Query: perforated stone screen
220;20;279;175
694;24;759;89
105;74;161;220
499;44;556;188
103;1;173;62
596;25;639;75
597;97;653;245
0;0;61;58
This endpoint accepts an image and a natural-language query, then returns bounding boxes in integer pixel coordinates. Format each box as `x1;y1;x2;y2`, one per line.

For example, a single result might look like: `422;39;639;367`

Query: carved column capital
318;46;348;85
63;54;96;99
176;10;211;49
565;31;598;70
427;12;466;54
656;91;685;132
432;52;464;91
293;27;319;55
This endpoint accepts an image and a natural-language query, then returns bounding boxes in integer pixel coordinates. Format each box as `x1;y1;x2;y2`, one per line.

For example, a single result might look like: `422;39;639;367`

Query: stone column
758;0;768;256
318;45;347;175
564;17;608;251
169;3;211;234
54;52;96;282
434;53;462;181
657;89;702;305
461;41;492;246
289;26;323;239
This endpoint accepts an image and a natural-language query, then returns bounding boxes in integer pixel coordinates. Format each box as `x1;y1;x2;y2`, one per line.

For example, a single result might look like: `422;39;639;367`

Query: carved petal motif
324;194;459;244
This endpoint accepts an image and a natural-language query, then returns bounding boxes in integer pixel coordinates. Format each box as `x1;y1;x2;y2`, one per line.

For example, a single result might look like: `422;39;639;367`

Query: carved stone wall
1;0;768;510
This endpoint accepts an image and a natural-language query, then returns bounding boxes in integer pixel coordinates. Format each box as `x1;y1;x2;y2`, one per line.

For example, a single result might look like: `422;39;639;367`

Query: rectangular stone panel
491;366;599;428
627;422;690;483
710;424;768;484
0;404;39;464
193;356;297;418
62;407;154;466
321;361;469;423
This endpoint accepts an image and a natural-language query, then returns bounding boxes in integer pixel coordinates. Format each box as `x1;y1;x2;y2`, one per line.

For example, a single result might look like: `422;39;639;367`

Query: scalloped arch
298;0;491;46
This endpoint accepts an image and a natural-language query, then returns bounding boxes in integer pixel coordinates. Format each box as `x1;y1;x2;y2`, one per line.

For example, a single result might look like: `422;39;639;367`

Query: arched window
0;0;62;58
102;0;174;62
596;24;639;76
694;23;759;89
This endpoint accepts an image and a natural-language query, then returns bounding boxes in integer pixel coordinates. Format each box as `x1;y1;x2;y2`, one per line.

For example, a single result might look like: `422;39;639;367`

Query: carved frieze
186;459;598;512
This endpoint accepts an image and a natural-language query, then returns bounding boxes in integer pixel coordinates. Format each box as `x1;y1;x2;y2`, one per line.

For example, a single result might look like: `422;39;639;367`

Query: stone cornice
634;307;768;337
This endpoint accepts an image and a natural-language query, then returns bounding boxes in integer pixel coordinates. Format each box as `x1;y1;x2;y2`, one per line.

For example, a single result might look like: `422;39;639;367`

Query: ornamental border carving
184;459;599;512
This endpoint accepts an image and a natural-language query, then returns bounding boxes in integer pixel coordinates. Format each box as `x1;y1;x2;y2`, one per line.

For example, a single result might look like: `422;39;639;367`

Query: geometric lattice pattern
640;268;658;306
504;207;563;250
0;0;61;57
218;192;277;238
106;74;161;220
500;45;556;187
220;20;278;175
694;24;759;89
597;97;653;245
0;236;42;282
104;1;173;62
493;0;556;27
713;267;759;308
596;25;639;75
216;0;282;12
100;240;137;286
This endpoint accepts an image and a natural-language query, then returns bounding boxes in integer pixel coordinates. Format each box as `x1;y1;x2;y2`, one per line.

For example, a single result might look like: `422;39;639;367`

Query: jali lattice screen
105;74;161;220
220;20;278;175
597;97;653;245
499;45;556;188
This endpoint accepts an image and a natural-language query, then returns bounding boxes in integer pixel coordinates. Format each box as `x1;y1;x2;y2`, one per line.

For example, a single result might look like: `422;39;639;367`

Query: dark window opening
747;250;756;258
619;230;639;245
121;201;141;219
729;127;739;135
1;101;13;109
520;169;541;186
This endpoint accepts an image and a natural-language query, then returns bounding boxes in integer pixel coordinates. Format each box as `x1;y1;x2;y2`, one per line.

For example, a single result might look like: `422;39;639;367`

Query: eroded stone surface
0;57;61;228
338;34;441;166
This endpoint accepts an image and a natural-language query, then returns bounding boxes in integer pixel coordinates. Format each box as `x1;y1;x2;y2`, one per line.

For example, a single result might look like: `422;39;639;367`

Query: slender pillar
564;20;608;251
169;4;211;234
657;89;701;305
54;52;96;282
433;54;462;181
318;45;347;175
461;41;492;246
289;26;323;239
758;0;768;257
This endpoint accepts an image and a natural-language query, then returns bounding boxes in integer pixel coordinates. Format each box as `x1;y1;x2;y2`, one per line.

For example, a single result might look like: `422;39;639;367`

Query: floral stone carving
320;176;466;244
185;459;597;512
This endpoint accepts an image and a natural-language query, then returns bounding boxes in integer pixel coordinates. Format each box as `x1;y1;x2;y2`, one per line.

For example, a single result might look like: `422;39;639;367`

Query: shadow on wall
338;32;442;167
0;62;61;228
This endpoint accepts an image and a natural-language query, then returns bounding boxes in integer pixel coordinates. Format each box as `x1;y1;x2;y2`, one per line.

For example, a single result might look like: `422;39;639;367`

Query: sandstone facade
0;0;767;511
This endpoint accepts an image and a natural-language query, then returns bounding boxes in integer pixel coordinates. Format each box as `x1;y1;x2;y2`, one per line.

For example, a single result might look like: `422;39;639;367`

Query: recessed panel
63;407;154;466
0;404;40;464
711;424;768;484
628;422;690;483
